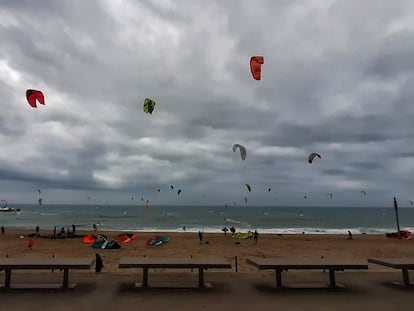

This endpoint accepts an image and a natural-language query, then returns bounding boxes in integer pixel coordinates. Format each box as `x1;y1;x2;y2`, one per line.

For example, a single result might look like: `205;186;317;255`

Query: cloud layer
1;0;414;206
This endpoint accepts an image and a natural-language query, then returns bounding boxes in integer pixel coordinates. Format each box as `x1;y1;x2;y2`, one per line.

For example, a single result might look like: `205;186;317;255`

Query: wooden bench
0;258;95;289
368;258;414;287
246;258;368;288
119;257;232;288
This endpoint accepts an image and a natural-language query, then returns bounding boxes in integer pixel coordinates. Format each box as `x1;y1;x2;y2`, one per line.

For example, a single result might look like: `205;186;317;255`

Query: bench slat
119;257;231;269
0;258;95;269
246;258;368;270
368;258;414;269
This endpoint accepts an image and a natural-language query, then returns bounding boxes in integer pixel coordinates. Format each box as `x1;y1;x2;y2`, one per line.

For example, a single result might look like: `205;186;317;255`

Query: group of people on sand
199;227;259;244
221;226;236;236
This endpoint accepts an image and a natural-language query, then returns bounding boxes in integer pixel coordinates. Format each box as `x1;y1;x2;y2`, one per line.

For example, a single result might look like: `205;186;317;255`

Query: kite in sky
308;153;321;164
26;89;45;108
245;183;252;192
143;98;156;115
233;144;246;160
250;56;264;80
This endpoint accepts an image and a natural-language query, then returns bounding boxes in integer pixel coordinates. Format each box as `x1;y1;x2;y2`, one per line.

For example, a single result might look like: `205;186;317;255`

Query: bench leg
275;269;282;287
198;268;204;287
402;268;410;287
142;267;149;287
4;269;11;288
329;269;336;287
62;269;69;288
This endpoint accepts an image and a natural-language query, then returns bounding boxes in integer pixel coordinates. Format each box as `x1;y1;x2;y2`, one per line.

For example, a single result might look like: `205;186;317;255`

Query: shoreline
0;224;408;235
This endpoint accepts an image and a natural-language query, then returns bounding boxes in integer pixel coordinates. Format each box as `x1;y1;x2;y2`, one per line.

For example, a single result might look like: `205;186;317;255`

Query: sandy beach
1;229;414;272
1;230;414;310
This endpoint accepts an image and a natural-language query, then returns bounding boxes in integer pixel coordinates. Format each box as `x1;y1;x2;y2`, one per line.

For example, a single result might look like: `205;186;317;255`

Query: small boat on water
0;207;16;212
0;200;19;212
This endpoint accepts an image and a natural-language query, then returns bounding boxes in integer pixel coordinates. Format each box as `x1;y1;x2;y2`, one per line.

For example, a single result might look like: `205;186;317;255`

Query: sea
1;204;414;235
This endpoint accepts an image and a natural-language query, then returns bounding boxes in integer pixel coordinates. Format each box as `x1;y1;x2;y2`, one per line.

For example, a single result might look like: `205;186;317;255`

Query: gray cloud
1;0;414;206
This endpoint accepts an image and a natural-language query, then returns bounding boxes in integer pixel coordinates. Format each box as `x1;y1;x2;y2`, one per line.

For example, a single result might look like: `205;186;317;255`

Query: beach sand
1;229;414;272
1;230;414;310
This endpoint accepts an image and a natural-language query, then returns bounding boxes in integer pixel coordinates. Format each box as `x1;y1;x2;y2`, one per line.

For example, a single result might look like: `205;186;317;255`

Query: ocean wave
3;223;413;235
99;226;414;235
224;218;241;224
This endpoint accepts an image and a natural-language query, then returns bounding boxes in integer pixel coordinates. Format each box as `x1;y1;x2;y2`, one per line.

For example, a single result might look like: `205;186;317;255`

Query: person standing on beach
198;230;203;244
1;226;5;235
254;230;259;245
72;224;76;234
95;253;103;273
35;225;39;236
348;230;353;240
27;237;34;250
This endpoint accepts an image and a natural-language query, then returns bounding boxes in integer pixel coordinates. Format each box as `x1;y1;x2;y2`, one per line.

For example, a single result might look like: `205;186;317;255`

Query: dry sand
1;229;414;272
2;230;414;311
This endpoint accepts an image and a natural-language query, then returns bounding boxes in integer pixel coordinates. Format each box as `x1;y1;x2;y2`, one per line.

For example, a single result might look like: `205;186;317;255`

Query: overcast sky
1;0;414;207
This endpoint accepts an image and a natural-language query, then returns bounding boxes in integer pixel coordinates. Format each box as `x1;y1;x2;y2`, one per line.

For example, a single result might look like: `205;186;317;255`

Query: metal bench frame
247;258;368;288
119;257;231;288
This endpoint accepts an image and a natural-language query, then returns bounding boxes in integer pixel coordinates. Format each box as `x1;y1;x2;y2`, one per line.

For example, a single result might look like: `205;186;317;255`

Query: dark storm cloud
0;1;414;205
